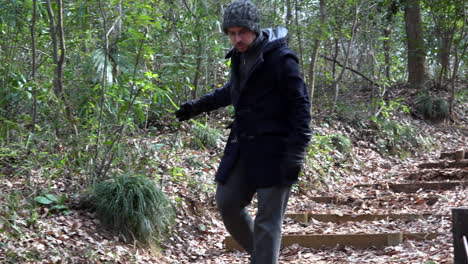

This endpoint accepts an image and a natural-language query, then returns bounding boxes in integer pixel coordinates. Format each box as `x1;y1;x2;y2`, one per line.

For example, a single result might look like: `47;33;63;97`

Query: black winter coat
194;27;312;188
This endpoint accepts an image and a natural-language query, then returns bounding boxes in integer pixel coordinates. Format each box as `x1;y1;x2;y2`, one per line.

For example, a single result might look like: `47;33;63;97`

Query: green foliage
335;102;367;127
330;134;352;154
375;98;410;118
34;193;69;213
304;133;352;185
366;98;433;156
415;93;449;121
190;121;222;150
91;174;175;244
370;117;431;156
313;133;353;155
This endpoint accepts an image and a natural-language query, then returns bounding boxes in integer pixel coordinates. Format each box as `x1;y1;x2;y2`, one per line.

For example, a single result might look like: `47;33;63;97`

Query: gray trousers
215;160;291;264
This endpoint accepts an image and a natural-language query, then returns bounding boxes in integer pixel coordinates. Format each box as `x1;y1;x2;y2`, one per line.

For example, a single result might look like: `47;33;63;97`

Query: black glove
175;101;199;121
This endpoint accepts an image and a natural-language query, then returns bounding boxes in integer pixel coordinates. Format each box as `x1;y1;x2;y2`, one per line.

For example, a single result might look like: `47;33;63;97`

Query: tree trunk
332;38;339;78
383;1;397;80
192;34;202;99
383;26;391;80
308;0;326;108
404;0;430;88
45;0;58;94
30;0;38;135
286;0;292;32
331;5;359;113
438;35;452;87
449;9;466;117
57;0;66;97
294;0;304;71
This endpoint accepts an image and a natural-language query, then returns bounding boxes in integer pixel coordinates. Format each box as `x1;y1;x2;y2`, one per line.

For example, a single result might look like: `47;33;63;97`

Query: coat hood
263;26;288;42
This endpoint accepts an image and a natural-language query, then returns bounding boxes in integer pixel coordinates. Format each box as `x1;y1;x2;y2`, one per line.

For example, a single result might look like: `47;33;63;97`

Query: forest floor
0;91;467;263
158;115;467;264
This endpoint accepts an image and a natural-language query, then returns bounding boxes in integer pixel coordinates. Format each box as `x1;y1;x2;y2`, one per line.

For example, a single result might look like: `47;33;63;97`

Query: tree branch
321;55;379;87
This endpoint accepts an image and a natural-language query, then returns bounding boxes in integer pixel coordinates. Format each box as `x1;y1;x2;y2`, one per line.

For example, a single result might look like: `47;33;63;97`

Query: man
175;1;311;263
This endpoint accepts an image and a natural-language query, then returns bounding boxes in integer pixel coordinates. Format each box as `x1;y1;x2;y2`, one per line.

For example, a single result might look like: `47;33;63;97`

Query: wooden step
406;169;468;181
418;160;468;169
309;195;439;206
355;181;468;193
310;196;339;204
284;213;438;224
440;150;468;160
224;232;438;251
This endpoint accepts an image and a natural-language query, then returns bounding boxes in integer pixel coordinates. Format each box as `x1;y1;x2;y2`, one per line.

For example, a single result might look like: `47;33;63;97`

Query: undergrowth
91;174;175;245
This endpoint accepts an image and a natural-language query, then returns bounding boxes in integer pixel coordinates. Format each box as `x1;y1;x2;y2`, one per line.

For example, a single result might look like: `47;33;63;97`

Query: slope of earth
0;109;466;263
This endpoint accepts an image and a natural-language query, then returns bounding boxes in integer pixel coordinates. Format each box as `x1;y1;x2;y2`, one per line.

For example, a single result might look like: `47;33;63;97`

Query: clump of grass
415;93;449;121
91;174;175;244
330;134;352;154
190;122;221;150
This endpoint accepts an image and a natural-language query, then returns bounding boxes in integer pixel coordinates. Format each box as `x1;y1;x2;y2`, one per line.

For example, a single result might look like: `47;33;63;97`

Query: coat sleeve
192;81;232;113
282;54;312;163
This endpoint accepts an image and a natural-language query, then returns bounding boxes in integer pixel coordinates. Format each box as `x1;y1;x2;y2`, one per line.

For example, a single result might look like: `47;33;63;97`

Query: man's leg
252;185;291;264
215;160;256;253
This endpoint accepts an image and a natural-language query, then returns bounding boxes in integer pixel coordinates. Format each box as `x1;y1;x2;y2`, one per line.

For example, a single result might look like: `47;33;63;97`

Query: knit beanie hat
222;0;260;35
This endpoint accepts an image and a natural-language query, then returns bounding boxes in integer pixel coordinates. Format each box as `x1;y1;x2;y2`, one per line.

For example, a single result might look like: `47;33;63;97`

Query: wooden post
452;208;468;263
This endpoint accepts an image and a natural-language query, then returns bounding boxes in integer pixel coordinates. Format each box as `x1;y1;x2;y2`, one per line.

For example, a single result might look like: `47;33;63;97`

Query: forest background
0;0;466;263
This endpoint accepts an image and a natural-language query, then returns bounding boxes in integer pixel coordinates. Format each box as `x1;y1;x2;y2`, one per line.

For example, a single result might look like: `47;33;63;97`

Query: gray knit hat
222;0;260;35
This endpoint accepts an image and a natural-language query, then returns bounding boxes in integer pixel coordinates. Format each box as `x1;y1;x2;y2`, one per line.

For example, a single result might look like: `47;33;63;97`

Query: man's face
227;27;257;53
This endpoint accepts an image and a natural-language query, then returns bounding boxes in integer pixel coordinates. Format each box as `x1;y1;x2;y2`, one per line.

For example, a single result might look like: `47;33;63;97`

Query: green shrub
190;121;221;150
415;93;449;120
91;174;175;244
313;133;352;154
330;134;352;154
369;117;431;156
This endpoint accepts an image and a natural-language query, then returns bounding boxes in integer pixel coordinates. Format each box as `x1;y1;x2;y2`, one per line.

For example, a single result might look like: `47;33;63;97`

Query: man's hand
280;151;304;180
175;101;197;121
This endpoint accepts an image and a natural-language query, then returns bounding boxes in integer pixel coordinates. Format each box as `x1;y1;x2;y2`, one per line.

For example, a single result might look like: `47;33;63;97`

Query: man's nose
233;34;241;43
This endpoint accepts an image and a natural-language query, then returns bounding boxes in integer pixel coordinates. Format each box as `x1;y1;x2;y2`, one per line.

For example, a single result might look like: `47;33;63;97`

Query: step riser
285;214;439;224
418;160;468;169
224;233;437;251
355;181;468;193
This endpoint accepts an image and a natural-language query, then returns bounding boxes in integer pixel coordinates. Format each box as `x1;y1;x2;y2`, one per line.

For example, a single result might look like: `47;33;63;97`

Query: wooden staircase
224;149;467;251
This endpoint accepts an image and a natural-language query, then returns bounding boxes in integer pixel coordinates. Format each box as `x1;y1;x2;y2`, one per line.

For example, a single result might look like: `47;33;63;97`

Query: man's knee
216;191;240;216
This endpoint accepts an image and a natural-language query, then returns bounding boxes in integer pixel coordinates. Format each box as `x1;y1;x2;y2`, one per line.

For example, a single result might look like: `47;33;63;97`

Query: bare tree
294;0;304;70
331;4;359;113
46;0;77;136
308;0;326;108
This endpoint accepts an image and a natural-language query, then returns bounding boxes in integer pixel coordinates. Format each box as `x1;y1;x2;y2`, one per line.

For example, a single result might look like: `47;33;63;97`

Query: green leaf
51;204;68;211
59;193;67;204
34;196;54;205
44;194;58;203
